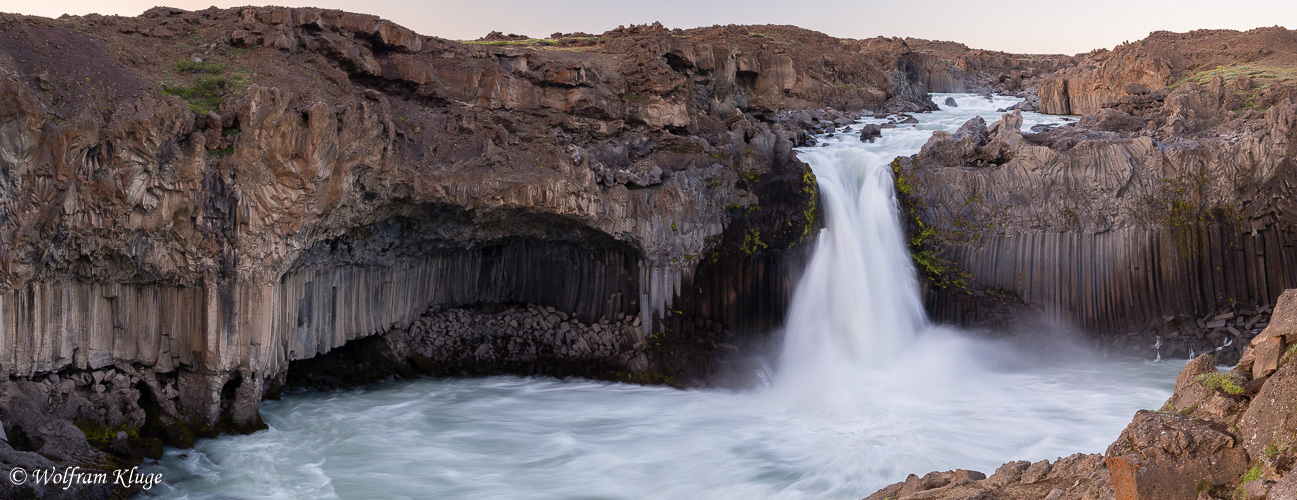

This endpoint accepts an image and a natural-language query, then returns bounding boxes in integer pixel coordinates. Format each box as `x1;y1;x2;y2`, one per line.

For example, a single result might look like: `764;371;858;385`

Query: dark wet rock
944;96;959;107
1078;108;1146;132
952;116;989;157
859;123;882;142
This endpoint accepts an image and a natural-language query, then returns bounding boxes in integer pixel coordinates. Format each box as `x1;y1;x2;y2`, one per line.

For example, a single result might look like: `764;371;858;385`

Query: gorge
0;5;1295;499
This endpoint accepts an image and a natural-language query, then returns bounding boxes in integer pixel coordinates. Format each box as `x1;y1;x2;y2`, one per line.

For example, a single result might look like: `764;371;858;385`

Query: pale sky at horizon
1;0;1293;55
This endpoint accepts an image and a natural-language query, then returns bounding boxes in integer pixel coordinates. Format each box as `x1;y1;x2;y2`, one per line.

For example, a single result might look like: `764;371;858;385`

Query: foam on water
144;95;1181;500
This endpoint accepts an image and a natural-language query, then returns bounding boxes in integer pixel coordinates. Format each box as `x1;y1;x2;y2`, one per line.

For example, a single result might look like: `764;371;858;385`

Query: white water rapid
144;95;1183;500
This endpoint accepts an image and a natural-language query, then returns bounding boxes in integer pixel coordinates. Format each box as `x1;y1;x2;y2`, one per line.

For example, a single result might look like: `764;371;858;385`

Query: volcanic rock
859;123;882;142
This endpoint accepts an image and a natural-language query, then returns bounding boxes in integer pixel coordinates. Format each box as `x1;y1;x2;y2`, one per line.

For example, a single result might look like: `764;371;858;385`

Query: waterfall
150;96;1183;500
777;94;1061;381
778;146;927;372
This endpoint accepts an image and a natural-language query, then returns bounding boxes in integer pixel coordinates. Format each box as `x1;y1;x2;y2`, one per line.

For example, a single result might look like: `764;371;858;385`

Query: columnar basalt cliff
0;6;999;498
898;28;1297;358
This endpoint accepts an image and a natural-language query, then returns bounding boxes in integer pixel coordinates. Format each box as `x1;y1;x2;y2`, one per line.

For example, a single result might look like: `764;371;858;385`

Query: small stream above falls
144;95;1184;499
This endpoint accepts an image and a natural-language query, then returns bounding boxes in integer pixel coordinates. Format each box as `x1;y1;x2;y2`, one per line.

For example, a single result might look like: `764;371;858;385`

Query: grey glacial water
145;94;1184;499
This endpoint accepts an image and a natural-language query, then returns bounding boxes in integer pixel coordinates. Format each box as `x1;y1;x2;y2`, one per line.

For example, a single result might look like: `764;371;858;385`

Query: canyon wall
1038;27;1297;116
901;38;1076;95
0;8;953;497
900;41;1297;355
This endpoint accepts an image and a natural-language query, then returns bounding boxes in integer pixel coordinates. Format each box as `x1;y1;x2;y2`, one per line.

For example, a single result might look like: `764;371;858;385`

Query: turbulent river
145;94;1184;499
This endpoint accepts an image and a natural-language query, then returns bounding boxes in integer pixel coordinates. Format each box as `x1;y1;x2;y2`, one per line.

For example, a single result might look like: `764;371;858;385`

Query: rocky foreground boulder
866;288;1297;500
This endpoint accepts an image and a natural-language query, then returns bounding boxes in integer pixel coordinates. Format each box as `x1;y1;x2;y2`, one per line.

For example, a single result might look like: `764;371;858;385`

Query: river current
145;94;1184;499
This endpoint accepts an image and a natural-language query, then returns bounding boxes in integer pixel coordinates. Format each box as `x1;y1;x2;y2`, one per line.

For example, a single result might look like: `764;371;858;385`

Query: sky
1;0;1293;55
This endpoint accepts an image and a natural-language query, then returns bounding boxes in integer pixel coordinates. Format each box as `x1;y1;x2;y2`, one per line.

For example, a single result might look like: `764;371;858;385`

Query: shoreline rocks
866;289;1297;500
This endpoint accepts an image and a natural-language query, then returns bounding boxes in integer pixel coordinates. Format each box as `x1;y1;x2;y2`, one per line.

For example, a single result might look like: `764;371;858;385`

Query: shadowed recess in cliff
279;204;645;354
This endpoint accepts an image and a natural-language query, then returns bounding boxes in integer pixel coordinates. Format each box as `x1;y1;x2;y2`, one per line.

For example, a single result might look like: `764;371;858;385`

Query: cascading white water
777;93;1050;389
778;144;926;372
143;95;1183;500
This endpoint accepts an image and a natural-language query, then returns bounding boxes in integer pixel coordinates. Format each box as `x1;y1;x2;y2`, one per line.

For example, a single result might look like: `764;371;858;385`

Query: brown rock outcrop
1038;27;1297;116
1105;411;1249;499
902;38;1076;96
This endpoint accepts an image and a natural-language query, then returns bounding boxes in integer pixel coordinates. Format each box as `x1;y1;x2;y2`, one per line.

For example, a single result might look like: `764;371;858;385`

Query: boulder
1105;411;1248;500
944;96;959;107
1243;479;1270;500
953;116;989;158
1164;353;1220;412
1239;353;1297;461
1124;82;1151;95
1266;289;1297;339
859;123;882;142
1019;460;1051;484
1253;336;1284;379
1272;471;1297;499
1079;108;1146;132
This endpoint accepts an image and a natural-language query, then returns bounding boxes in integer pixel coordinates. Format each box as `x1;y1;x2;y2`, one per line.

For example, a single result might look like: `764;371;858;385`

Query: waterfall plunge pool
144;95;1185;499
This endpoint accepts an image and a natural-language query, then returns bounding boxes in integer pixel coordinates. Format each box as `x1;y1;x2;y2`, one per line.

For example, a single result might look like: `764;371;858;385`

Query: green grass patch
462;38;555;47
1172;65;1297;89
1243;463;1264;482
76;421;140;450
623;91;647;104
1197;372;1244;395
740;229;768;255
161;61;251;114
174;60;224;74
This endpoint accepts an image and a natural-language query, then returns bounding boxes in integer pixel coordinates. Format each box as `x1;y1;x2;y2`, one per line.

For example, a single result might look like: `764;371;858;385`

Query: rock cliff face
899;29;1297;357
867;289;1297;500
902;38;1076;96
1038;27;1297;116
0;7;949;498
